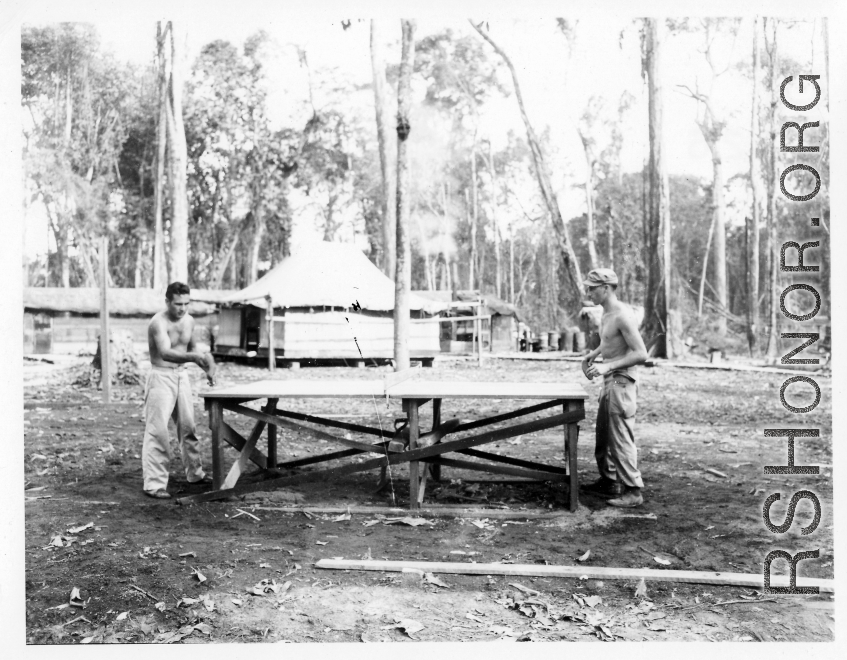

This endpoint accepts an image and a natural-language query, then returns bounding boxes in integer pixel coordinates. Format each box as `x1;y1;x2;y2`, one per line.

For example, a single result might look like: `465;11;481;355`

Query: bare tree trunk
153;22;169;290
471;21;584;308
485;142;502;298
747;16;761;355
370;20;397;279
707;139;727;336
393;19;416;372
607;205;615;268
509;221;515;303
248;195;265;283
469;144;478;289
642;19;673;358
764;18;780;360
166;22;189;284
577;128;598;271
697;213;716;317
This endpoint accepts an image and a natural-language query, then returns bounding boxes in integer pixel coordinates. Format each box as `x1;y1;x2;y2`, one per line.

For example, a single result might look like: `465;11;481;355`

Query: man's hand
581;357;595;380
585;362;609;379
201;353;217;387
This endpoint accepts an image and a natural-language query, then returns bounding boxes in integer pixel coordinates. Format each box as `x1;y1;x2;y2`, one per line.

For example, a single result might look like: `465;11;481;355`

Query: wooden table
178;379;587;510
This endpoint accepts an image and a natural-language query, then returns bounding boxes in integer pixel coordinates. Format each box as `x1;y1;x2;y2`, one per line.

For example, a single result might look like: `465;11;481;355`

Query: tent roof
222;242;446;314
23;288;228;316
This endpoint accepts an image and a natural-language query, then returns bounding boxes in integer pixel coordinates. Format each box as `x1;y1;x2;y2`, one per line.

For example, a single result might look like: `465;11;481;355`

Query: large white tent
221;242;445;315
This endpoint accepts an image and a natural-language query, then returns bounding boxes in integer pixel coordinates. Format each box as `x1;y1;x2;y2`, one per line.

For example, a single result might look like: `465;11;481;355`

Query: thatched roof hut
23;288;232;317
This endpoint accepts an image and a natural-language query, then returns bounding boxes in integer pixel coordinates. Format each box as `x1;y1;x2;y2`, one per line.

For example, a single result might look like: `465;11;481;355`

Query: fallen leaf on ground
383;517;434;527
178;551;196;558
634;578;648;598
424;573;450;588
178;597;200;607
154;602;166;612
316;541;328;545
249;579;282;595
584;595;602;608
67;522;94;534
231;598;243;606
115;611;128;621
69;587;85;608
332;512;351;522
577;549;591;562
653;556;672;566
395;618;425;637
191;567;207;583
509;582;540;596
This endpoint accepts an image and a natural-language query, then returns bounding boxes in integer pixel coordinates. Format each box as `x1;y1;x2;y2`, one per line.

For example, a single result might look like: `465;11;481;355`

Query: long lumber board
314;559;834;593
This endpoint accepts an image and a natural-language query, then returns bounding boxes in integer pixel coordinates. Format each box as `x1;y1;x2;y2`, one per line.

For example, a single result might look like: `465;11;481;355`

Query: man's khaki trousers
142;367;206;492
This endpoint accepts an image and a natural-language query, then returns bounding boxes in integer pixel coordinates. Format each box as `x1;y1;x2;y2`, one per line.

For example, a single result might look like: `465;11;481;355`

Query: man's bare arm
150;319;206;366
186;327;217;386
602;311;648;372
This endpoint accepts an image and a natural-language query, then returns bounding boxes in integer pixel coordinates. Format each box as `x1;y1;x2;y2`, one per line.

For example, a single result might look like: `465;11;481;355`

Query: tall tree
746;16;761;354
470;20;584;309
153;22;169;289
393;19;416;371
165;23;190;284
370;20;397;278
764;18;780;360
641;19;673;358
678;19;738;337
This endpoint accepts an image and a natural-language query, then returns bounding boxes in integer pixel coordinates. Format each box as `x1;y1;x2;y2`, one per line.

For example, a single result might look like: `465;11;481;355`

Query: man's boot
607;486;643;508
580;477;622;499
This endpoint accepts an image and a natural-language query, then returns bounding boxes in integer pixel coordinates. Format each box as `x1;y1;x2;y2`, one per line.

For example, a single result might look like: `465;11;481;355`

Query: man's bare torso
148;312;195;369
599;302;634;365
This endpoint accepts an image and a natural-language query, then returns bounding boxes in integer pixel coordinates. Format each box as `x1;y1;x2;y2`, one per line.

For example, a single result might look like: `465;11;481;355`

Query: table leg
565;400;580;512
265;398;278;469
210;400;225;490
430;398;442;483
406;399;420;509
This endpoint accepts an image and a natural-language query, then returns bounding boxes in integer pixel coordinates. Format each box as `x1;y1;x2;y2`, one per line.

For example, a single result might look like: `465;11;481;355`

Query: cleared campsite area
24;356;833;643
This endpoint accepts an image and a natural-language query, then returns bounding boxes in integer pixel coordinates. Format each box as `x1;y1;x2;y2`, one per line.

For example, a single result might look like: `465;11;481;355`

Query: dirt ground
23;354;834;644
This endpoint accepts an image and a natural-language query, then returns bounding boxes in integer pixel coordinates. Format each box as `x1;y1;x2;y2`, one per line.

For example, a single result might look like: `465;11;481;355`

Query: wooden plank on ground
314;559;834;593
251;506;584;519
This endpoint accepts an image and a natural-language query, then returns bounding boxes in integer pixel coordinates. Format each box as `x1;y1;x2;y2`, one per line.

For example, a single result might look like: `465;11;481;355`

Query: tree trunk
166;22;189;285
393;19;416;372
607;204;615;268
509;221;515;303
577;128;598;271
707;139;727;336
153;22;169;291
485;142;502;298
370;20;397;279
470;143;478;290
471;22;584;309
747;16;761;355
764;18;780;360
697;212;716;317
641;19;673;358
248;196;265;284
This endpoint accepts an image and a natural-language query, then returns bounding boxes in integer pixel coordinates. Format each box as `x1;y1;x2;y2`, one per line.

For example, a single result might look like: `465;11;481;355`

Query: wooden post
99;236;111;403
266;295;275;372
565;400;580;512
406;399;420;509
210;400;225;490
266;397;278;469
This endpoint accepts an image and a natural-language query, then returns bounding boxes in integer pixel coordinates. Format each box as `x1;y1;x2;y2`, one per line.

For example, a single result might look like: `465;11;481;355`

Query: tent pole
266;295;275;372
100;236;111;403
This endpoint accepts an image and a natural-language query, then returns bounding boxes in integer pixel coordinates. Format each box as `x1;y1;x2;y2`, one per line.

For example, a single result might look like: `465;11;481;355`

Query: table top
202;379;588;400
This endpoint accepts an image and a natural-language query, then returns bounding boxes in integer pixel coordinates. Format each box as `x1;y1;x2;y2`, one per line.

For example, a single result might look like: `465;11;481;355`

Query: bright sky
17;6;826;257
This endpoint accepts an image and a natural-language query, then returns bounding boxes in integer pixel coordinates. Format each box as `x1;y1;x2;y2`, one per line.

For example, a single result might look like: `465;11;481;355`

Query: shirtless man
580;269;648;508
141;282;217;499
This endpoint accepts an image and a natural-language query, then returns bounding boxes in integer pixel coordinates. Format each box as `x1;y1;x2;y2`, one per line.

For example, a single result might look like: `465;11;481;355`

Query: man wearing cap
580;268;648;508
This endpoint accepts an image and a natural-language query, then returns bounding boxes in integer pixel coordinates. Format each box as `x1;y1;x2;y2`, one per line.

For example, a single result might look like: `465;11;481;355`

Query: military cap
584;268;619;287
